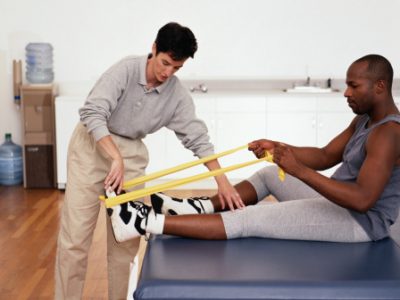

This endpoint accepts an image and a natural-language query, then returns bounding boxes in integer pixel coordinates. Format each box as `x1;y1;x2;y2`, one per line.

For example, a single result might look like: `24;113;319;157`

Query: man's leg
150;180;258;215
150;165;318;215
221;198;371;242
109;165;370;243
109;195;372;243
106;166;320;242
247;165;321;202
114;197;371;243
163;214;227;239
106;135;149;300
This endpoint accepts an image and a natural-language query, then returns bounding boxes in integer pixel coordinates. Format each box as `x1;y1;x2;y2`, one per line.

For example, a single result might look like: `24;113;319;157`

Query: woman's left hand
216;175;245;211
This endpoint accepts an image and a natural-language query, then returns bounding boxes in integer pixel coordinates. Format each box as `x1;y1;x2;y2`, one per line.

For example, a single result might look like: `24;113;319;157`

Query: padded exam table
133;235;400;300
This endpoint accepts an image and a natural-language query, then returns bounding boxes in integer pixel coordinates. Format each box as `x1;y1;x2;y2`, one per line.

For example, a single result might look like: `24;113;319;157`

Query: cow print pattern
105;190;150;242
187;197;207;214
151;193;209;216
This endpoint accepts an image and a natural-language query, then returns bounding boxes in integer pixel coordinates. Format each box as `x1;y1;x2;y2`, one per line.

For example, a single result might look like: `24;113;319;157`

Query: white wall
1;0;400;145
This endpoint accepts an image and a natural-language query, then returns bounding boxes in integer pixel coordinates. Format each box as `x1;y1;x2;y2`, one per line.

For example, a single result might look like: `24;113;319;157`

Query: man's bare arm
279;123;400;212
249;116;359;171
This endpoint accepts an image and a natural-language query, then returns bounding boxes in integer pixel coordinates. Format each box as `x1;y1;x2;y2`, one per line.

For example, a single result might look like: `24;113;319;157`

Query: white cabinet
55;96;85;189
266;93;354;176
142;127;167;175
214;95;267;179
55;92;355;189
266;95;317;146
147;94;268;187
266;94;353;146
316;95;354;147
164;94;216;179
145;95;216;184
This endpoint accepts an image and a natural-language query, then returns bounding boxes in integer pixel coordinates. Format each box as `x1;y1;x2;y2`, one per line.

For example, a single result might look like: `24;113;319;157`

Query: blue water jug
0;133;23;186
25;43;54;84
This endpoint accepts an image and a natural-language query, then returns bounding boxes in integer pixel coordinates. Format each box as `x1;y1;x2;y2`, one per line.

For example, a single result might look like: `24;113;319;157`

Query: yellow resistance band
100;145;285;208
123;144;248;190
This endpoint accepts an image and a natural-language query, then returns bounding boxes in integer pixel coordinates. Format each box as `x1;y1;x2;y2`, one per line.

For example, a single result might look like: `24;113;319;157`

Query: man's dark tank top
331;114;400;241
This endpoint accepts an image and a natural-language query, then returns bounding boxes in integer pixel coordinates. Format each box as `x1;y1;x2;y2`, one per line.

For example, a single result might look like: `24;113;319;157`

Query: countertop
57;78;400;97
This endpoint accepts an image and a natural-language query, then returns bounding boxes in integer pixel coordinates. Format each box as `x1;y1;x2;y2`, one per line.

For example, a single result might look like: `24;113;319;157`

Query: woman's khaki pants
55;123;148;300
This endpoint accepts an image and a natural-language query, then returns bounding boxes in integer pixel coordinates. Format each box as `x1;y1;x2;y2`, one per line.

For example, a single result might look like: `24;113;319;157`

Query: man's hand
248;139;277;158
273;144;305;178
215;174;245;211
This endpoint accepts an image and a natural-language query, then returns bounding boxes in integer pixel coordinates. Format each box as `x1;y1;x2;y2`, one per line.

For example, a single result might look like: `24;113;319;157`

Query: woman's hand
97;135;125;194
215;174;245;211
104;157;124;194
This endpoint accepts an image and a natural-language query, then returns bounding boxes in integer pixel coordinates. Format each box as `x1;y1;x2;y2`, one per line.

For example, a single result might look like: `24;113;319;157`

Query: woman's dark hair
155;22;198;60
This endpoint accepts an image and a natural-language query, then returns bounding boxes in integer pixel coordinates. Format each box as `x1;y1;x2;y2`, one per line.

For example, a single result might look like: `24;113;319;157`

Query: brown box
21;85;57;188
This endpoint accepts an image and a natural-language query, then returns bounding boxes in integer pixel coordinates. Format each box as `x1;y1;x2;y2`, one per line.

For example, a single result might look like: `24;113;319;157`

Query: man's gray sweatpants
221;166;371;242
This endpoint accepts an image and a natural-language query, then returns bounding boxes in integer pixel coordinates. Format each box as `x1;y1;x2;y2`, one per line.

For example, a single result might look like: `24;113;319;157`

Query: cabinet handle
311;119;316;128
27;146;39;152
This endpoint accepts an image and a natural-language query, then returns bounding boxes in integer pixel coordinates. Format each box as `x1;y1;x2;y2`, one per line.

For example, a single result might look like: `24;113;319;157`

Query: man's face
344;61;376;115
151;50;187;84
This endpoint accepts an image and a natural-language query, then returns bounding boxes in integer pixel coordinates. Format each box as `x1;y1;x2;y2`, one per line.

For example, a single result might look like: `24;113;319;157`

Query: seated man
108;54;400;243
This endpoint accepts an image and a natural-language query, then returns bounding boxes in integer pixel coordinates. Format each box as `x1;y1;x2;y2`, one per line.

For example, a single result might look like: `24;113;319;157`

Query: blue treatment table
133;235;400;300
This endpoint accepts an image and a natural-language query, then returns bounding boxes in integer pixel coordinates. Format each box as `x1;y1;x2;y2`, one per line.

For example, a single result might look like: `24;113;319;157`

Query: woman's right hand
97;135;125;194
105;157;125;194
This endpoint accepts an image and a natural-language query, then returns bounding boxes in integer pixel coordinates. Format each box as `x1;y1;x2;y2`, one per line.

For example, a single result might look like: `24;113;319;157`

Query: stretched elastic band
100;145;285;208
122;144;248;189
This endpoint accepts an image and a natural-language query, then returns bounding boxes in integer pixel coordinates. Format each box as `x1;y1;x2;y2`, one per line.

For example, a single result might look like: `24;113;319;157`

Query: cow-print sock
151;192;214;216
146;210;165;235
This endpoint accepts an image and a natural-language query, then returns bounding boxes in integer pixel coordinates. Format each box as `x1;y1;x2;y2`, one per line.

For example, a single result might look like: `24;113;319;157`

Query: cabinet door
316;95;355;176
143;128;167;176
215;96;267;180
316;95;354;147
266;95;317;146
24;105;53;133
25;145;54;188
317;112;354;147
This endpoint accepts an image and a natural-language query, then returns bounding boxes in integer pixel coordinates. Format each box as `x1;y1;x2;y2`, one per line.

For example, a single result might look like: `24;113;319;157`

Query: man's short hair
155;22;198;60
354;54;394;91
